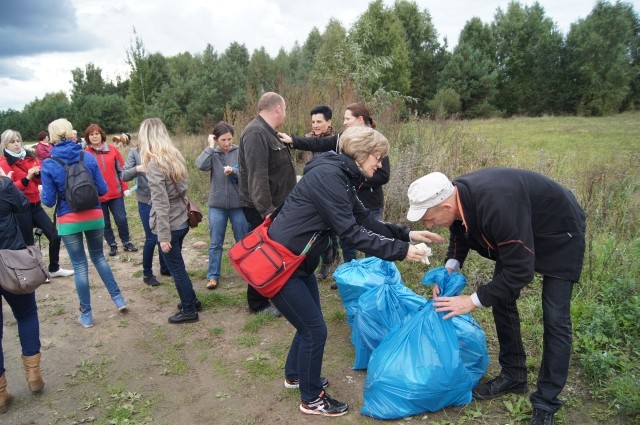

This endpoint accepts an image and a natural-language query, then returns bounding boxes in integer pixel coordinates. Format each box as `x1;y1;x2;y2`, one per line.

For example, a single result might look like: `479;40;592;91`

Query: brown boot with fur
0;374;14;413
22;353;45;393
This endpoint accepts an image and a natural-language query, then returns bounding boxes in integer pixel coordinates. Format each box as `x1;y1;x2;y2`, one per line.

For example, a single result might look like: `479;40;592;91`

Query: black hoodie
268;152;410;277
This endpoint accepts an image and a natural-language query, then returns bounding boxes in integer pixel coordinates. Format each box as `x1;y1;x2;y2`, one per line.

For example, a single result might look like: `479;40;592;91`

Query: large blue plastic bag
333;257;402;327
351;282;426;370
361;302;473;419
422;267;489;387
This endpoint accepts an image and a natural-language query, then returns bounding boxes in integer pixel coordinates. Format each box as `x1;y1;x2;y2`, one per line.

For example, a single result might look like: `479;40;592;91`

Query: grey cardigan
121;147;151;204
146;162;189;243
195;145;241;209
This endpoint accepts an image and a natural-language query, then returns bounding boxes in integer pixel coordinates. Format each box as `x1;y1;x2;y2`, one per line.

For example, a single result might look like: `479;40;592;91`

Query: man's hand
404;244;427;262
433;295;476;319
409;230;445;244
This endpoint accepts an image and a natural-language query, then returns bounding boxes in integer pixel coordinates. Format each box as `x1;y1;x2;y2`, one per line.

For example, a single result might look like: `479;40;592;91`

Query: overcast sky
0;0;603;112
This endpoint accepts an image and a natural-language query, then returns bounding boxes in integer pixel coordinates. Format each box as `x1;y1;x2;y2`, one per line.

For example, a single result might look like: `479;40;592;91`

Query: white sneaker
49;268;74;278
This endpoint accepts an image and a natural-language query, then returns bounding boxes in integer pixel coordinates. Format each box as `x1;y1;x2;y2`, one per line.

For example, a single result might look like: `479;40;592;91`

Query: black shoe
472;375;528;400
285;376;329;389
123;242;138;252
168;310;199;324
177;299;202;312
330;283;338;290
109;245;118;256
160;269;172;276
531;408;555;425
143;275;161;287
299;391;348;417
316;263;331;280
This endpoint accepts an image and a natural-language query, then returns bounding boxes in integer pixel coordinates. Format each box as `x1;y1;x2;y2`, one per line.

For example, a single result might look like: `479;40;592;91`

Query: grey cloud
0;0;100;58
0;60;34;80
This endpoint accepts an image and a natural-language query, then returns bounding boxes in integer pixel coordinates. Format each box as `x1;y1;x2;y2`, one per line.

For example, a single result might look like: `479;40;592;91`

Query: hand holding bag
228;216;318;298
171;178;203;228
0;246;50;294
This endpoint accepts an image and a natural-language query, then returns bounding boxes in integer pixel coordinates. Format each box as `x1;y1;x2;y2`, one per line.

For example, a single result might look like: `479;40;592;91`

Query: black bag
0;246;49;294
51;151;99;212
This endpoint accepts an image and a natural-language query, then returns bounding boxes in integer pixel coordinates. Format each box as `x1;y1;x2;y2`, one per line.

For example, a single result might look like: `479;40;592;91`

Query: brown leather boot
0;374;13;413
22;353;45;393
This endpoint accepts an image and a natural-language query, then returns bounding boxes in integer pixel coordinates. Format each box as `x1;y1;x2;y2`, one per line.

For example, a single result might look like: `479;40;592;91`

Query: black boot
317;263;332;280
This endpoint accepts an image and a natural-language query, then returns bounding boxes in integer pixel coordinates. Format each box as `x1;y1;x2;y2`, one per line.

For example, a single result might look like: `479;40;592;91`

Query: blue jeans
138;202;166;277
0;290;40;375
61;228;123;314
161;226;198;314
270;274;327;403
492;274;574;413
341;208;383;262
101;197;132;246
207;207;248;280
16;203;62;272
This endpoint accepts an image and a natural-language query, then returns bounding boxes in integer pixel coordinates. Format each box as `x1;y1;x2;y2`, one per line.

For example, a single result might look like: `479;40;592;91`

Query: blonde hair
339;126;389;164
1;129;23;149
138;118;187;182
48;118;75;143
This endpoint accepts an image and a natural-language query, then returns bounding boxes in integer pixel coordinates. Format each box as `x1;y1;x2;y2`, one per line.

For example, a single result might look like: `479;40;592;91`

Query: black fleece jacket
0;177;29;250
446;167;586;307
268;152;411;277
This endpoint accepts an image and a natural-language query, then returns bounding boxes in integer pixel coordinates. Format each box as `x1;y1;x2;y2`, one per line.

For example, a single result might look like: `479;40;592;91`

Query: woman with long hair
40;119;128;328
0;167;45;413
138;118;200;324
195;121;248;290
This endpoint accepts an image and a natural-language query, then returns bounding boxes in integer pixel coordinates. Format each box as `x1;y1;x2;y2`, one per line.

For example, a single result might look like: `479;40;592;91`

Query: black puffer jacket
0;176;29;250
446;167;586;307
269;152;411;277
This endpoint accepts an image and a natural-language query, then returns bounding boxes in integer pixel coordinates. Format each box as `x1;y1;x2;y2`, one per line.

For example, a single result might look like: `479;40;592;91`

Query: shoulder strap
170;177;189;207
50;156;68;169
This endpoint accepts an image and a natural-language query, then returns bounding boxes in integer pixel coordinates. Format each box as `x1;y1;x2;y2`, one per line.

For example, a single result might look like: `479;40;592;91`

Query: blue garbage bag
361;302;473;419
351;282;426;370
421;267;489;387
333;257;402;327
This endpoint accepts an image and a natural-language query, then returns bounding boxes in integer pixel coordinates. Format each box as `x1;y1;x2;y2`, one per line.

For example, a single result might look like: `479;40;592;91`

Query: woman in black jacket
0;168;45;413
267;126;443;417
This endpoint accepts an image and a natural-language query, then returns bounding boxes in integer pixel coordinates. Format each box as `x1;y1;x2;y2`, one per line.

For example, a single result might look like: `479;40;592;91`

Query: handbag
171;178;203;228
0;246;50;295
228;216;318;298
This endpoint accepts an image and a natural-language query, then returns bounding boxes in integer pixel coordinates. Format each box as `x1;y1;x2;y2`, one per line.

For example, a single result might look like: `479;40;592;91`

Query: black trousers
241;207;272;312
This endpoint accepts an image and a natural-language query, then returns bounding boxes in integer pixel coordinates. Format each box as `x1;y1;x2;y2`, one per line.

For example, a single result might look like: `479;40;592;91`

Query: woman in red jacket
84;124;137;256
0;129;73;278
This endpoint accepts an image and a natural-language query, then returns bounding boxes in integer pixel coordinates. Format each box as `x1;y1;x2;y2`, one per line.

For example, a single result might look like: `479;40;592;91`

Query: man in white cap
406;168;586;425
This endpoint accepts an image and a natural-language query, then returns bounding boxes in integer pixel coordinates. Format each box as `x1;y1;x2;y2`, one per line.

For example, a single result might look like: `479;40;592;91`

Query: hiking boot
177;299;202;312
109;244;118;256
285;376;329;389
123;242;138;252
531;408;555;425
49;268;74;278
206;278;219;290
168;310;199;324
472;375;528;400
299;391;348;417
143;275;161;287
316;263;331;280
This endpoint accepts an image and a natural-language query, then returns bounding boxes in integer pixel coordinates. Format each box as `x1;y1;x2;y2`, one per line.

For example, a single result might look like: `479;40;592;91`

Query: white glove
413;242;432;265
124;190;131;196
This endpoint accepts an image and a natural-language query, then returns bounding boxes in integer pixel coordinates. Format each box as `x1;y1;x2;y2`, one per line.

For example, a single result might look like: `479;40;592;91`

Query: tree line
1;0;638;140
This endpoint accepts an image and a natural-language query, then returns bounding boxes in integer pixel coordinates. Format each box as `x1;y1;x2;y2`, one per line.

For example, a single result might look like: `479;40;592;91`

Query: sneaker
177;299;202;312
531;408;555;425
206;278;219;290
109;244;118;256
123;242;138;252
168;310;199;324
299;391;348;417
285;376;329;389
259;304;282;317
112;294;128;311
472;375;528;400
160;268;172;276
49;268;74;278
143;275;161;287
78;312;94;328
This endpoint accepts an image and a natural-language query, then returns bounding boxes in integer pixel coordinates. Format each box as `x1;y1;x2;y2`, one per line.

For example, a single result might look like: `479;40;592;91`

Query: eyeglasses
370;153;381;162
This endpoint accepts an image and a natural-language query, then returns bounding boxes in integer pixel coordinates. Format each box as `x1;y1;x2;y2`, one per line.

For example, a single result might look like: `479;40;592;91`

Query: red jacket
85;143;129;202
35;142;53;161
0;150;42;203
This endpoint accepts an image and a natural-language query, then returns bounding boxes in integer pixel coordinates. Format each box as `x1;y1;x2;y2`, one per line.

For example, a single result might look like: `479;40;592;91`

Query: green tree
20;92;71;139
562;0;638;115
493;1;564;115
0;109;26;138
72;94;128;134
350;0;411;94
247;47;276;93
70;63;106;102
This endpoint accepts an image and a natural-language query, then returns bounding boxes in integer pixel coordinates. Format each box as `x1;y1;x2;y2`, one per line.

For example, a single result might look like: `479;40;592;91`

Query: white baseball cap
406;172;454;222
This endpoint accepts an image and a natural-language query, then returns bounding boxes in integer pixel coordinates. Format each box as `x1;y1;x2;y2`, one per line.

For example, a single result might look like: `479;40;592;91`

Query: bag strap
170;177;189;208
262;212;319;255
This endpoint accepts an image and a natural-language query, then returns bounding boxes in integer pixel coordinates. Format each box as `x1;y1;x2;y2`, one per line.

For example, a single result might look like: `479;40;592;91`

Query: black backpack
50;151;100;212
